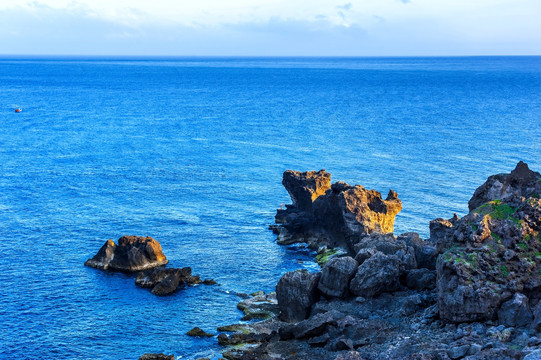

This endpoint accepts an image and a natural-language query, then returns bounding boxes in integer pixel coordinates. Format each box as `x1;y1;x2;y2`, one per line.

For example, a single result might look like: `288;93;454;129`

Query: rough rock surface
236;291;279;320
468;161;541;211
85;236;168;272
318;257;358;298
215;162;541;360
273;170;402;252
138;354;174;360
276;270;320;322
135;267;201;296
349;252;401;297
186;327;213;337
498;293;534;327
282;169;331;212
436;162;541;323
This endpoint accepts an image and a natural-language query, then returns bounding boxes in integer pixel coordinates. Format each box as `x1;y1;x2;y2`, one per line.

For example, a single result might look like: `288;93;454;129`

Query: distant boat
15;107;22;113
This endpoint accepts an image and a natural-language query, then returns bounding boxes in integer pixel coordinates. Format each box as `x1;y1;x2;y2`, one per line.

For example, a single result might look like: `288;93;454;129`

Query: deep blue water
0;56;540;359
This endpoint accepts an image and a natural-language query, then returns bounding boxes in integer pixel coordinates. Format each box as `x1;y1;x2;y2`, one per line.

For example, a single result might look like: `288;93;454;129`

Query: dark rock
186;327;213;337
84;239;116;270
333;352;365;360
405;269;436;290
312;184;402;244
135;267;193;296
468;343;482;355
237;292;279;320
273;170;402;252
318;256;359;298
429;215;459;254
447;344;470;359
136;267;189;288
203;279;217;285
151;273;182;296
139;354;174;360
85;236;168;272
217;333;230;345
531;301;541;332
524;350;541;360
437;252;502;323
398;232;437;270
401;294;424;316
349;252;400;297
328;336;354;351
291;311;339;339
307;333;330;347
498;293;533;327
187;275;202;285
468;161;541;211
354;248;376;265
354;233;417;272
436;162;541;323
282;169;331;212
276;270;320;322
278;324;295;340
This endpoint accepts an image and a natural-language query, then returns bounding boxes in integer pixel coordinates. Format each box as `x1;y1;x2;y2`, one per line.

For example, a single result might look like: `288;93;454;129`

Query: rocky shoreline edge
88;162;541;360
203;161;541;360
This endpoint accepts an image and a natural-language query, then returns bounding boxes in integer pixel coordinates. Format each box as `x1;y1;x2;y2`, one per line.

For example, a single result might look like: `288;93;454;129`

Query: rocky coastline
213;162;541;360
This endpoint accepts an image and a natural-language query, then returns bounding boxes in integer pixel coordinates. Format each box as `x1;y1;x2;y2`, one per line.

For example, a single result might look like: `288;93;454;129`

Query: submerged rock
237;292;279;320
139;354;174;360
85;235;168;272
186;327;214;337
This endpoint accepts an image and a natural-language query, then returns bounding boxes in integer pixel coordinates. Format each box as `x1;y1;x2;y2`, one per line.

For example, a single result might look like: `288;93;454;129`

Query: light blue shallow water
0;56;540;359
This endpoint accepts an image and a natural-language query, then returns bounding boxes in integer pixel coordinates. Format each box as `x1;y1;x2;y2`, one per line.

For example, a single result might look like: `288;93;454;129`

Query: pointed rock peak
386;190;398;201
510;161;536;182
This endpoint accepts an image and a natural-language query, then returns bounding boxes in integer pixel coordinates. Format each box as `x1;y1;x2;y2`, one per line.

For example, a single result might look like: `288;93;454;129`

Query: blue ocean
1;56;540;359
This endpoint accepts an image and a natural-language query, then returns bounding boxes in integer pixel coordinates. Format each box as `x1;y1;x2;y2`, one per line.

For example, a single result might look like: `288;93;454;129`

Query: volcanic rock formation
216;162;541;360
273;170;402;253
435;161;541;323
85;235;168;272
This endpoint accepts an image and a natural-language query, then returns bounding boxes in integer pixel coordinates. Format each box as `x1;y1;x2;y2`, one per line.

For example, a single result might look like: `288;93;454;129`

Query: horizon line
1;54;540;59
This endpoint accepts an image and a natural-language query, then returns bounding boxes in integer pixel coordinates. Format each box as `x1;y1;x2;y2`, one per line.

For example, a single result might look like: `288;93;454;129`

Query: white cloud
0;0;540;55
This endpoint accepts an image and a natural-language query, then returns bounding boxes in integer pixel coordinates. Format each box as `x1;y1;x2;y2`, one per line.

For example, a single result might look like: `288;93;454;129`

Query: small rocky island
215;162;541;360
85;235;214;296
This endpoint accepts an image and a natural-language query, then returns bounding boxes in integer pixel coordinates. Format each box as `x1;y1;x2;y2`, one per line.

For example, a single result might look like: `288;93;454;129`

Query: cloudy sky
0;0;540;56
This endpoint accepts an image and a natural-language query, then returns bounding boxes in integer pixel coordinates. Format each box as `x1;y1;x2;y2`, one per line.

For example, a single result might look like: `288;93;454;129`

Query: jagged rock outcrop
276;270;321;322
435;162;541;324
282;170;331;212
85;236;168;272
468;161;541;211
273;170;402;252
219;162;541;360
313;183;402;242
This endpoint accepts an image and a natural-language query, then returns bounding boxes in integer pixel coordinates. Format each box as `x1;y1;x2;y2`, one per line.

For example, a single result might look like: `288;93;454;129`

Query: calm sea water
0;56;540;359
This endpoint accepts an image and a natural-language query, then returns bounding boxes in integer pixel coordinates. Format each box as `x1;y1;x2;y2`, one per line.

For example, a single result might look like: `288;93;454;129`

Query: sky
0;0;540;56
